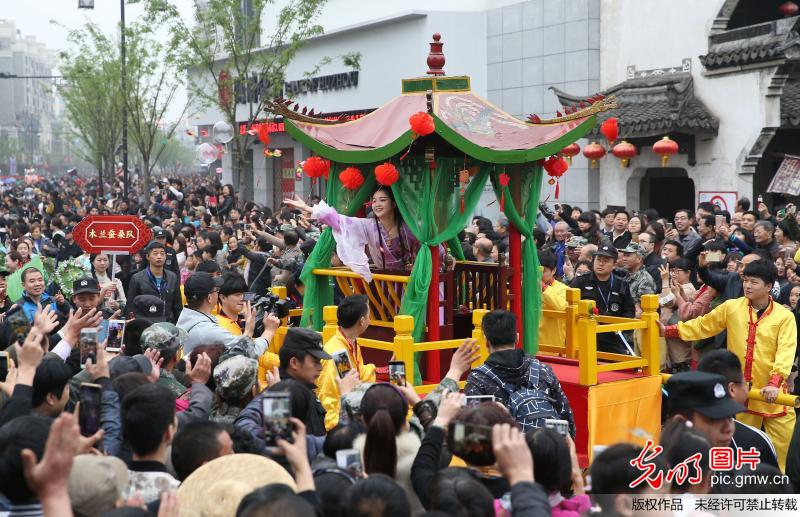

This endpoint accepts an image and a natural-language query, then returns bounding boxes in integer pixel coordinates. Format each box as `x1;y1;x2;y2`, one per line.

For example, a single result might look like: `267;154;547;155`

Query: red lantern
409;112;435;136
653;136;679;167
302;156;330;182
780;1;799;16
583;141;606;168
561;142;580;165
600;117;619;146
374;162;400;186
543;156;569;199
612;140;637;168
339;167;364;190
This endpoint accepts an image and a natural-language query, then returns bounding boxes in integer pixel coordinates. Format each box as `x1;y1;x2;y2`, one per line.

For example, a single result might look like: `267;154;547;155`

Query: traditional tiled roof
550;73;719;139
781;79;800;128
699;17;800;70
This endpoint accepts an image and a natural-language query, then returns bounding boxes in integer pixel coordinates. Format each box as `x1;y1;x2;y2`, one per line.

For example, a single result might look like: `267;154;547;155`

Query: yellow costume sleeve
542;282;568;311
358;347;376;381
771;314;798;382
317;358;341;430
677;300;730;342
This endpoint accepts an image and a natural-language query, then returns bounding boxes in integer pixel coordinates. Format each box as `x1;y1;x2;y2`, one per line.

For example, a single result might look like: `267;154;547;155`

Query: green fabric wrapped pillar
393;158;490;342
300;165;376;330
491;165;544;354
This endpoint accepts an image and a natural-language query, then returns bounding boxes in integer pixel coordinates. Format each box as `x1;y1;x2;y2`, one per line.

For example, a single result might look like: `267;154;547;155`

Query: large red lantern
600;117;619;146
374;162;399;186
780;1;799;16
583;141;606;168
653;136;679;167
543;156;569;199
302;156;330;182
409;112;435;136
612;141;637;168
561;142;580;165
339;167;364;190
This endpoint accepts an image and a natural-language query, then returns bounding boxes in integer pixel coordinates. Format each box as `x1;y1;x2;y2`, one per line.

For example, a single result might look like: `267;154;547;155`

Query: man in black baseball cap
570;243;636;354
666;371;746;448
130;294;167;324
71;276;102;315
279;327;332;387
235;327;332;440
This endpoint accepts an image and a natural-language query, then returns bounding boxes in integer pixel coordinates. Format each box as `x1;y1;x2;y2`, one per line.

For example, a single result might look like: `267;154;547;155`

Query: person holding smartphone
317;295;377;430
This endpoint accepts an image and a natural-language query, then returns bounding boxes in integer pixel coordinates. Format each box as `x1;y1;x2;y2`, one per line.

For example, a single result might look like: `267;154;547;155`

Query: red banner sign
73;215;152;255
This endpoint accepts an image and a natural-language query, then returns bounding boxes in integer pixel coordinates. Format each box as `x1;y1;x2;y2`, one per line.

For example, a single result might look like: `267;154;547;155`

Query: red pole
509;225;523;348
426;245;441;381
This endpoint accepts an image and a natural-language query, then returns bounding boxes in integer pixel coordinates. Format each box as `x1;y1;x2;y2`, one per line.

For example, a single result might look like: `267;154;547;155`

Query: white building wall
597;0;772;211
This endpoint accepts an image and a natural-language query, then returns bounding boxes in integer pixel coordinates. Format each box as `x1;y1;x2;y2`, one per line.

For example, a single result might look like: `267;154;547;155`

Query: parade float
260;34;798;466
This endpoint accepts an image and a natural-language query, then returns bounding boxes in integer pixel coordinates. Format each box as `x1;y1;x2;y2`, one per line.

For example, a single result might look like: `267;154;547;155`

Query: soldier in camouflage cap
217;335;258;365
210;355;259;424
140;322;189;396
620;242;656;312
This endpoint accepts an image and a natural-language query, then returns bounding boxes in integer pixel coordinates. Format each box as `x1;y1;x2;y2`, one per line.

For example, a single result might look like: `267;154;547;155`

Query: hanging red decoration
612;140;637;168
652;136;679;167
561;142;580;165
409;112;435;136
583;141;607;168
600;117;619;146
339;167;364;190
543;156;569;199
374;162;400;186
302;156;330;184
498;172;511;210
218;69;232;111
257;124;270;146
458;169;470;213
780;1;799;16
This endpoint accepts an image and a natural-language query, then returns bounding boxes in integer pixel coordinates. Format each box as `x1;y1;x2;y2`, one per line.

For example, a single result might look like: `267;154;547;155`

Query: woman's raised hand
282;195;312;215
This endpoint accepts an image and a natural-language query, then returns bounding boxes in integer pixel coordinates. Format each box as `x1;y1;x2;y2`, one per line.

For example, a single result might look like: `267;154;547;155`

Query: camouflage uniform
210;355;259;424
271;245;305;287
140;322;189;397
621;243;657;305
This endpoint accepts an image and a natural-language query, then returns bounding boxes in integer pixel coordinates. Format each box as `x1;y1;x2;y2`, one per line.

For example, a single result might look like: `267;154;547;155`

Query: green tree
58;23;124;196
124;22;190;199
155;133;195;175
137;0;356;201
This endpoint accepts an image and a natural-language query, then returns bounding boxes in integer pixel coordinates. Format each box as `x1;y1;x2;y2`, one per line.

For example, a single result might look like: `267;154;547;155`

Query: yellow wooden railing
320;305;490;394
312;268;409;328
660;373;800;408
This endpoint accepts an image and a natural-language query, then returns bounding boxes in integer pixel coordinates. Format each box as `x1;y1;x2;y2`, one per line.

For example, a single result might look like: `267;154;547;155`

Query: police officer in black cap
152;228;180;276
665;371;746;449
570;244;635;354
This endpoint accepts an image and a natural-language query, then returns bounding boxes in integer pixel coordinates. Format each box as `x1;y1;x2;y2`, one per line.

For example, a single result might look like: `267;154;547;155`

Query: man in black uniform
570;245;635;354
153;228;180;276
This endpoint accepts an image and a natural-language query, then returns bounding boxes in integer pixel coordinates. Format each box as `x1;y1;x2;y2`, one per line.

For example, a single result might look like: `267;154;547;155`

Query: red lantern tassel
500;190;505;211
555;180;560;199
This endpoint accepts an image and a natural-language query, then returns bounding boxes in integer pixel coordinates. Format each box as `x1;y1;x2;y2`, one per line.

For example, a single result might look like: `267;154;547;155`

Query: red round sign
73;215;153;255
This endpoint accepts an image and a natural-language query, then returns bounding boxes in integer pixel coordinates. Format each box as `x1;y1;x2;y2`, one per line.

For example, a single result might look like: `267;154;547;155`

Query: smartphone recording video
262;392;293;446
447;421;495;466
80;328;98;367
331;350;352;379
336;448;364;479
463;394;496;407
544;418;570;437
388;361;406;387
105;320;126;353
79;382;102;437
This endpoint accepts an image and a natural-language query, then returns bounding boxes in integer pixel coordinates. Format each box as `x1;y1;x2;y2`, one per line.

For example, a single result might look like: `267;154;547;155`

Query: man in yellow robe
538;250;567;346
661;259;796;471
317;294;376;430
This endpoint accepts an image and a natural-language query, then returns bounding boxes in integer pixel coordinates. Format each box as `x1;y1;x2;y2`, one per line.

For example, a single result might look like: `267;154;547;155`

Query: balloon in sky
212;121;234;144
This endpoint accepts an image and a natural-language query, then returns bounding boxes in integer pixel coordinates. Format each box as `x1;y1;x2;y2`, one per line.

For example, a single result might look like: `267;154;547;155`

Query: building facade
0;19;57;174
194;0;797;218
